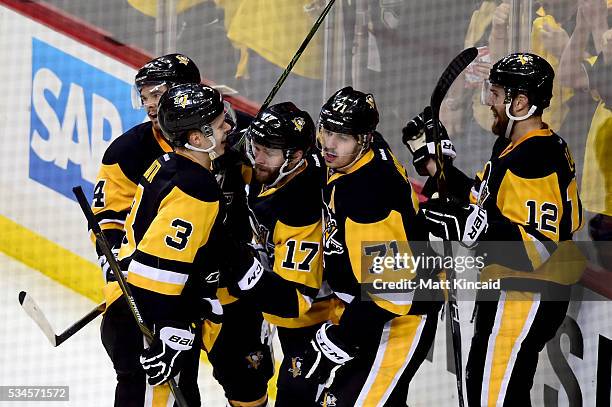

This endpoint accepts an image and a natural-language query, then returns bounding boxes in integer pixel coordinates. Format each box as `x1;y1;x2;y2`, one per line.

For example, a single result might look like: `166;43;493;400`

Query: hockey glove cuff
140;322;195;386
304;322;355;393
421;198;488;249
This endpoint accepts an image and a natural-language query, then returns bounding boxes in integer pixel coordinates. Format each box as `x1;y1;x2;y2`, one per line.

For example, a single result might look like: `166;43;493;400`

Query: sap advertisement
29;38;145;201
0;4;145;260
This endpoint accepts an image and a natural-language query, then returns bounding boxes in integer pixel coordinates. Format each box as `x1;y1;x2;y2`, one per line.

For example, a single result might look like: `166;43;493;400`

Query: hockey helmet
246;102;315;155
157;83;224;149
319;87;379;136
133;54;200;109
488;52;554;112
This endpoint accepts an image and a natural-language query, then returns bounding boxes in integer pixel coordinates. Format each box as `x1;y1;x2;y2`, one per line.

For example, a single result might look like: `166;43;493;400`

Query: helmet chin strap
184;134;219;160
267;157;305;188
504;103;538;139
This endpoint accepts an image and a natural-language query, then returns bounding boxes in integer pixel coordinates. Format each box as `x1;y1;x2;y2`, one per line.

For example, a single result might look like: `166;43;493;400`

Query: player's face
140;83;168;130
252;141;285;184
210;112;232;158
488;84;510;137
318;128;361;170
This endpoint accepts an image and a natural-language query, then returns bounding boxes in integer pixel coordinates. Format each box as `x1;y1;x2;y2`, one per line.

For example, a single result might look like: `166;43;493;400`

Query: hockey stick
430;46;478;407
230;0;335;147
18;291;105;347
234;0;336;248
72;186;188;407
259;0;336;113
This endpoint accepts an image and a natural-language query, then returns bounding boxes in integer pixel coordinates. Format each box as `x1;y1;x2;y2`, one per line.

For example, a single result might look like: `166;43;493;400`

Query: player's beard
253;164;279;185
491;105;509;137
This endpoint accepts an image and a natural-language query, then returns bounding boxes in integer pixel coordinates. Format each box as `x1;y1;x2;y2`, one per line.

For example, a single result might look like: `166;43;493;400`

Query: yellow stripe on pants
482;291;541;407
359;314;426;407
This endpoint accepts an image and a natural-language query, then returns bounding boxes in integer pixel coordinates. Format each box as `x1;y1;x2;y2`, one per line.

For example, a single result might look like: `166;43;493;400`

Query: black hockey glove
223;248;266;297
140;322;195;386
197;296;223;324
402;106;456;176
421;198;488;249
303;322;355;398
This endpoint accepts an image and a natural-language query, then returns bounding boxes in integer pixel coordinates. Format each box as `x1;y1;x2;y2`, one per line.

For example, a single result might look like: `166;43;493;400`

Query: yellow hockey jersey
119;152;224;329
92;122;173;307
247;153;343;328
471;127;585;287
323;141;438;317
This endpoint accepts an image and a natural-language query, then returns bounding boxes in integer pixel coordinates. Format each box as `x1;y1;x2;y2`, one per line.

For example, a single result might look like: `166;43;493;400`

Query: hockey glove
98;248;121;283
140;322;195;386
402;106;456;176
421;198;488;249
198;296;223;324
303;322;355;397
224;252;266;297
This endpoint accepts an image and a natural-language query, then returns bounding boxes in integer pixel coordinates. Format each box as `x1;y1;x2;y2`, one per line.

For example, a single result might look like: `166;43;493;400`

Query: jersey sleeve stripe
128;259;189;286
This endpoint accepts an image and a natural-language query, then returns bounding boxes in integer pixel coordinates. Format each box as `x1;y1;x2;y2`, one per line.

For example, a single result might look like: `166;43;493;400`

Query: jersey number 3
165;219;193;250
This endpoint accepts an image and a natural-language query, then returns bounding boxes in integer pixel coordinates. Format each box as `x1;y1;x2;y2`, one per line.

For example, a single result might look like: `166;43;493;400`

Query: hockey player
206;113;274;407
102;83;229;405
300;87;441;407
92;53;200;304
223;102;344;406
93;53;270;406
408;53;584;406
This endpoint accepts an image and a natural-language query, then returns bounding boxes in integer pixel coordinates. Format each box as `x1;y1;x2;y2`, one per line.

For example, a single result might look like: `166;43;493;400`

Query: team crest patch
366;94;376;109
323;200;343;255
292;117;306;131
246;351;264;370
175;94;189;108
289;356;303;378
320;392;337;406
176;55;190;65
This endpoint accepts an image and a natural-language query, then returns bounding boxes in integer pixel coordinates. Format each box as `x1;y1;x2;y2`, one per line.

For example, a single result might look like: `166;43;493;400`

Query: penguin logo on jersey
289;357;303;378
322;199;344;255
320;393;337;406
246;351;264;370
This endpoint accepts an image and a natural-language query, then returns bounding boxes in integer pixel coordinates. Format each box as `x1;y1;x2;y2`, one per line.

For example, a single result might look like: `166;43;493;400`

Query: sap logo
29;38;146;201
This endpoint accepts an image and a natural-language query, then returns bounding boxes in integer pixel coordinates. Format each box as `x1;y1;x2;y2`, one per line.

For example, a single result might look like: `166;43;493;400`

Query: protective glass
131;82;168;109
480;80;509;107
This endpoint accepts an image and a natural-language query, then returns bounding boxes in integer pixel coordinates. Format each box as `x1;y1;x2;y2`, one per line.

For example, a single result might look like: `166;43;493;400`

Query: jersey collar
499;124;552;158
153;126;173;153
327;148;375;184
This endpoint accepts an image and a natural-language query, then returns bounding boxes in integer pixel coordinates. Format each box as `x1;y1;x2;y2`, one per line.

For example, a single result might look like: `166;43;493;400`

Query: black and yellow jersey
246;153;343;328
322;142;433;317
118;152;224;325
212;149;253;245
91;122;173;250
469;126;585;287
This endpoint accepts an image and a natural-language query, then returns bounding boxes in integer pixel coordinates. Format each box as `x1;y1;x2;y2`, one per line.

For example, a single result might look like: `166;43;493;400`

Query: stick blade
431;47;478;110
19;292;58;346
